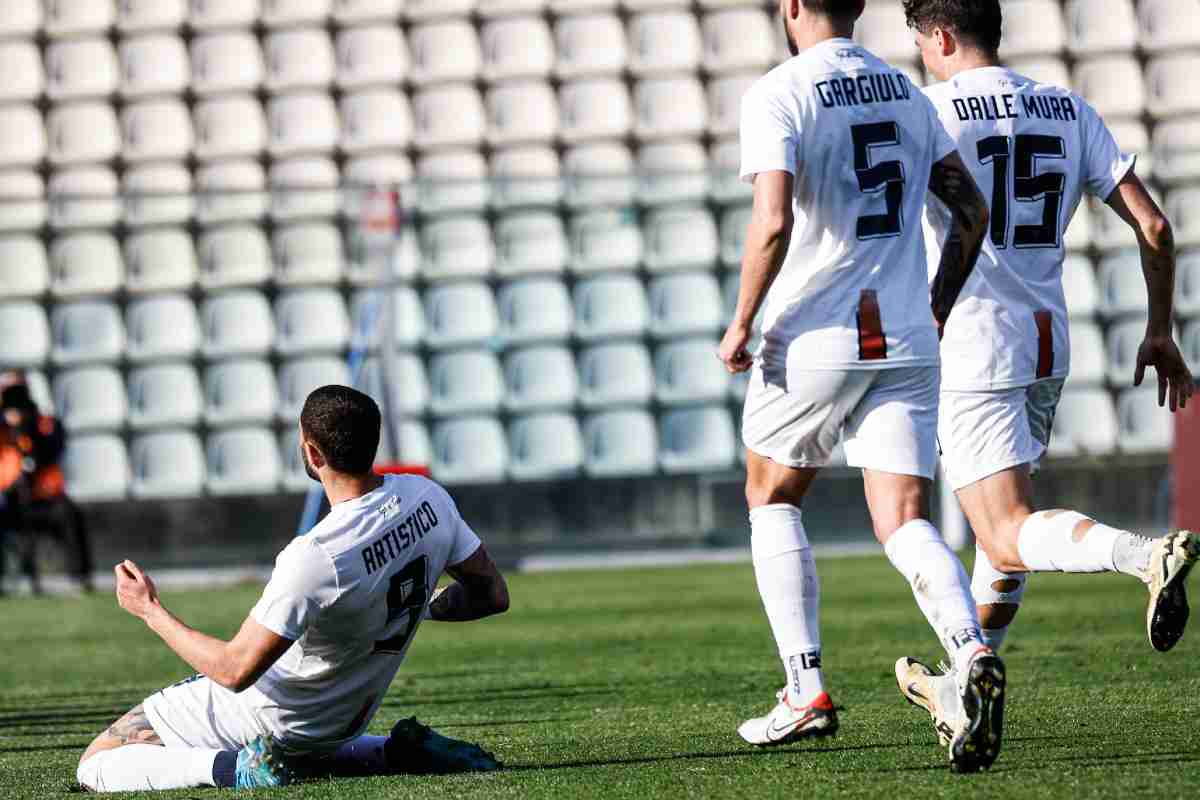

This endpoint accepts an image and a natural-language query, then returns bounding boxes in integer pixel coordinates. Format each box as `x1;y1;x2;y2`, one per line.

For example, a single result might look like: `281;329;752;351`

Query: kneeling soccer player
77;385;510;791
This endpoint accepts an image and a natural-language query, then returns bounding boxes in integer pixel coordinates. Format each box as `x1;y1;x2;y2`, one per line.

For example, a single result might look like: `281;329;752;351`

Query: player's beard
300;444;320;481
782;14;799;56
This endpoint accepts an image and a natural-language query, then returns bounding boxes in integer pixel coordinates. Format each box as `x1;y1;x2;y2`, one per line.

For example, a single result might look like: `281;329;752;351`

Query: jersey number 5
375;555;429;655
977;134;1067;249
851;122;906;240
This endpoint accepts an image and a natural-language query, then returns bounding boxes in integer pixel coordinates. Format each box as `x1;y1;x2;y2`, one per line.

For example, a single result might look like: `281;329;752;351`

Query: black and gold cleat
1146;531;1200;652
949;652;1005;774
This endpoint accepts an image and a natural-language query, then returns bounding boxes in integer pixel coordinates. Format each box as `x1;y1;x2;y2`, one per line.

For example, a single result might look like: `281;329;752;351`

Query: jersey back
922;67;1134;390
739;38;956;369
246;474;481;750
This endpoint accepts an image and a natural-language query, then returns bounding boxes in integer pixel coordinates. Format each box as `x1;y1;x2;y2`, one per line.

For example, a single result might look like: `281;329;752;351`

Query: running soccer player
76;386;509;792
720;0;1002;772
894;0;1198;748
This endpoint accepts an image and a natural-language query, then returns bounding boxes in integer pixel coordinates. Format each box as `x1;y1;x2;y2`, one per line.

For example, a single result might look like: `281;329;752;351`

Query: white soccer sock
971;545;1027;653
330;734;390;774
884;519;984;676
1016;510;1152;578
76;745;222;792
750;503;825;705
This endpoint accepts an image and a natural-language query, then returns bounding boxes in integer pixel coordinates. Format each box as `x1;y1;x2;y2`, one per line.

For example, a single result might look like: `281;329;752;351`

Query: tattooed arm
428;544;509;622
927;151;990;333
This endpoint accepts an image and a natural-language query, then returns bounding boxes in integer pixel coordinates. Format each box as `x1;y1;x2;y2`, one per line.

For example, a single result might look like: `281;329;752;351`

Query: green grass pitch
1;554;1198;799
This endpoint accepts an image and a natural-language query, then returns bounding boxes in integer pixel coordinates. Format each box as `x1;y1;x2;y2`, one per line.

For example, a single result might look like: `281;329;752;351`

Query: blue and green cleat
234;735;296;789
383;717;502;774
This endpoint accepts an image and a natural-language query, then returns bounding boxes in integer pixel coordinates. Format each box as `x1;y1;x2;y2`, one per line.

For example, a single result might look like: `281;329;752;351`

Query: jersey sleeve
250;538;339;640
1079;98;1136;200
430;483;482;567
738;78;799;182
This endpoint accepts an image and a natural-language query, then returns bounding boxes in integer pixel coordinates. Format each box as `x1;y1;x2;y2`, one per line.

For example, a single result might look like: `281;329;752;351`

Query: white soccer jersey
739;38;956;369
922;67;1135;391
243;474;481;749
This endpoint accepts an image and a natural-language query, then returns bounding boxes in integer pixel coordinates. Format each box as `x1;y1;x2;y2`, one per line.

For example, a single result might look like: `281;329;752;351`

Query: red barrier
1174;402;1200;530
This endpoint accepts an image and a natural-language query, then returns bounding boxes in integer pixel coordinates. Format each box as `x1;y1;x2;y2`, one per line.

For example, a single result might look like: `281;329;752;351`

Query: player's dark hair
903;0;1003;57
801;0;865;21
299;385;381;475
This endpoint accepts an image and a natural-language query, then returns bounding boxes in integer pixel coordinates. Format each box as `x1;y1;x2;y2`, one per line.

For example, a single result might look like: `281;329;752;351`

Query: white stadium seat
279;430;311;491
201;290;275;359
649;272;723;338
1073;57;1144;119
498;278;573;344
855;3;914;62
416;150;490;214
431;416;507;485
407;0;477;21
1175;251;1200;317
45;38;118;100
274;223;344;286
204;360;279;427
634;77;707;141
194;96;267;160
0;302;49;366
1046;389;1118;457
275;289;350;355
702;9;773;74
358;353;429;416
1106;318;1155;385
0;42;43;102
583;409;657;478
553;0;617;10
412;85;486;150
0;171;46;231
409;21;481;86
487;82;559;147
570;210;643;275
122;99;193;163
269;157;340;221
125;294;200;363
124;163;193;227
119;34;189;98
1166;188;1200;248
481;16;555;82
1092;188;1158;251
1184;321;1200;371
578;342;654;409
268;92;340;158
0;236;47;297
54;367;127;432
628;11;701;77
1067;321;1106;386
428;349;504;416
563;143;636;208
721;204;752;268
207;428;281;496
555;13;627;79
637;140;709;205
117;0;185;32
127;364;203;429
130;430;206;499
63;435;129;501
1138;0;1200;53
478;0;547;16
573;274;649;342
559;78;633;144
188;0;257;30
342;153;413;208
504;346;577;412
660;406;735;473
508;413;583;481
196;161;268;224
421;215;495;281
340;89;413;153
424;282;499;349
707;74;757;137
491;146;562;209
496;212;568;277
1117;388;1173;454
261;0;331;27
346;227;422;287
1006;57;1070;89
1065;0;1137;56
0;0;40;39
51;301;125;366
1145;54;1200;119
264;28;335;92
49;232;123;298
1097;249;1145;318
0;106;45;168
644;206;719;272
277;356;351;421
45;1;114;38
124;228;196;294
1062;255;1099;319
47;103;120;166
47;167;120;230
655;337;728;405
191;33;263;96
1152;116;1200;186
334;0;403;24
336;25;409;89
198;224;272;290
1000;0;1066;58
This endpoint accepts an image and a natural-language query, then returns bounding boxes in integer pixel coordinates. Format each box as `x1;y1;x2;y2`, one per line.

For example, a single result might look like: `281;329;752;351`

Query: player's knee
744;480;800;510
76;751;100;789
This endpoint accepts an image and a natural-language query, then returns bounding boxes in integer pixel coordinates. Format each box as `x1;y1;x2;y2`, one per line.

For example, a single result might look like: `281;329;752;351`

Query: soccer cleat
1145;530;1200;653
737;689;838;746
234;735;295;789
949;649;1005;773
894;657;959;748
383;717;502;774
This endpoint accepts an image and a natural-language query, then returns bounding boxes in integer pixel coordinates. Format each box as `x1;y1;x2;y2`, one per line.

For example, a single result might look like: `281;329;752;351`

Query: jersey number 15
977;134;1067;249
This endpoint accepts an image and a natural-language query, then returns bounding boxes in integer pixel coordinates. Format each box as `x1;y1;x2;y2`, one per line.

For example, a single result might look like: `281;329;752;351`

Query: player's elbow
1142;212;1174;253
488;576;510;616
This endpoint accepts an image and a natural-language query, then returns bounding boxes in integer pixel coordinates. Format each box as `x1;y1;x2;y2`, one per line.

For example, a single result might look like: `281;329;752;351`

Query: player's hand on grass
1134;334;1194;412
115;559;161;621
719;323;754;374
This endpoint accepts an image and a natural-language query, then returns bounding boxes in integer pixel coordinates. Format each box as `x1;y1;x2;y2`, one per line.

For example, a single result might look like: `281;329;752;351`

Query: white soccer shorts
938;378;1065;491
143;675;275;753
741;362;940;479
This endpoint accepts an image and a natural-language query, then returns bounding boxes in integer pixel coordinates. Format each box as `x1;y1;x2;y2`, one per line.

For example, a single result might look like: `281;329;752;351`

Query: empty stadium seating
207;427;282;496
129;429;206;500
504;346;578;412
578;342;655;409
583;409;658;477
432;416;508;484
127;363;203;430
508;412;584;480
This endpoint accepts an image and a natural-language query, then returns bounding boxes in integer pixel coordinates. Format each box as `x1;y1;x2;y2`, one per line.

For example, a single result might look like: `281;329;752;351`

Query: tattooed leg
80;704;163;765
